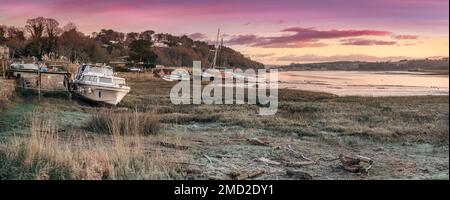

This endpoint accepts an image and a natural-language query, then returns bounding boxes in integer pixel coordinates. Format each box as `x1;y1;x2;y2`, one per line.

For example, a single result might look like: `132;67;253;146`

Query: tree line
1;16;263;68
1;16;157;64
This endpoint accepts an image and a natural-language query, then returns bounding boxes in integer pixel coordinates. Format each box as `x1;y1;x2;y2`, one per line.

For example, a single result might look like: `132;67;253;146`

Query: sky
0;0;448;64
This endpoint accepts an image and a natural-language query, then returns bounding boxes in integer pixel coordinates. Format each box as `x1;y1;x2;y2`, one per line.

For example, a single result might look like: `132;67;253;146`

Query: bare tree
0;25;6;44
25;16;46;39
5;26;26;58
44;18;61;54
45;18;61;38
63;21;77;32
24;17;61;59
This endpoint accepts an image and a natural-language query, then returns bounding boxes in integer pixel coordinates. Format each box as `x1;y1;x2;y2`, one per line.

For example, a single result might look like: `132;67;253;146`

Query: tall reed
0;111;183;180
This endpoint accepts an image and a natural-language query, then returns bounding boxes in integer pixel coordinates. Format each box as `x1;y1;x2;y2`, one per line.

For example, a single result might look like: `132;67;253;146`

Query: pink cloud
188;32;208;40
258;42;328;48
227;35;260;45
226;27;391;48
276;54;414;62
281;27;390;38
402;43;418;46
392;34;419;39
1;0;447;38
341;39;397;45
250;53;276;58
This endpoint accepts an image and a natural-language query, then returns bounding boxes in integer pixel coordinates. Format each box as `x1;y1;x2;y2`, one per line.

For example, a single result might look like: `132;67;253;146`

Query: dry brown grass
116;72;157;82
0;111;184;180
86;109;160;135
0;79;16;112
0;79;15;101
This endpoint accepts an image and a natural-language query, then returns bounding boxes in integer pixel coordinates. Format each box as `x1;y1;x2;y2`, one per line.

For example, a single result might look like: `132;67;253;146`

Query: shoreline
276;69;449;75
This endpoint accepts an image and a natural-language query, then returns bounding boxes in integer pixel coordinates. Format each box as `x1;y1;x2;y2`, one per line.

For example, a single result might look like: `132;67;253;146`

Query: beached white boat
73;64;130;105
162;70;190;81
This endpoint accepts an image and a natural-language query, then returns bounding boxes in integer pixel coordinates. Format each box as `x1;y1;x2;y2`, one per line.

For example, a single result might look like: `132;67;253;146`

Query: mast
212;28;220;68
219;36;224;67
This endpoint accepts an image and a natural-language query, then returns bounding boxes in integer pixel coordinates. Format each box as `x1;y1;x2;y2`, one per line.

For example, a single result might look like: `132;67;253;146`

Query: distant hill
279;58;449;72
153;35;263;69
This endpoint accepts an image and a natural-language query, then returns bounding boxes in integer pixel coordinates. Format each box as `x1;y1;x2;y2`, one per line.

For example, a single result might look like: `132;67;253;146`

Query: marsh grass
0;111;184;180
0;79;16;112
86;109;160;135
121;78;448;143
0;73;447;180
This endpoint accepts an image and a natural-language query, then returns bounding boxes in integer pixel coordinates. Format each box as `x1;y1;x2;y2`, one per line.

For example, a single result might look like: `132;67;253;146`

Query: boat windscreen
89;66;113;76
82;75;97;82
99;77;113;84
114;78;126;85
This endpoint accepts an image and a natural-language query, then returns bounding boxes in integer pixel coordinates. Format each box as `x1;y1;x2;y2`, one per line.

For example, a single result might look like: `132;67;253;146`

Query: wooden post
66;73;72;101
38;70;41;101
2;60;5;79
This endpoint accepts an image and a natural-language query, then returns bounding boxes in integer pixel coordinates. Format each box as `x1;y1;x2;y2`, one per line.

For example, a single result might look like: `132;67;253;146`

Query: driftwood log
339;154;373;173
339;154;373;165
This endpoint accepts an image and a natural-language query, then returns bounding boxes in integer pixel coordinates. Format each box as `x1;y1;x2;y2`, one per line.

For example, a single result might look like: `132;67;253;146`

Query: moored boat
73;64;130;105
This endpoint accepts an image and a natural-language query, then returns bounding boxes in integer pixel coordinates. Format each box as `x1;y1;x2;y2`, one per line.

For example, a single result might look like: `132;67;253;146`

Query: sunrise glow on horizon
0;0;448;65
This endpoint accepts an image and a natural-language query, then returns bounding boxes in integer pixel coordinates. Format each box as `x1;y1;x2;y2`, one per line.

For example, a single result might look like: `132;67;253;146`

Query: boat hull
74;83;130;105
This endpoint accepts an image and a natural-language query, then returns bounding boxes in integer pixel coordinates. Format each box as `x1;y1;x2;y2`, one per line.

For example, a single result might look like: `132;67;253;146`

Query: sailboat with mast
201;28;233;80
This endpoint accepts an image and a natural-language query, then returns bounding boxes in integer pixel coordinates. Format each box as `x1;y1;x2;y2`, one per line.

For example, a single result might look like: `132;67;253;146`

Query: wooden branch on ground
339;154;373;166
215;154;242;158
299;154;312;161
256;156;318;167
285;160;316;167
285;145;312;161
158;141;189;150
171;161;205;166
256;157;282;166
339;154;373;174
246;137;270;146
230;169;265;180
203;154;213;164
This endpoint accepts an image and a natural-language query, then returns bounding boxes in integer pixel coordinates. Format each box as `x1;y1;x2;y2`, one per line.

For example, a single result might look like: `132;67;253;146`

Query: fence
6;69;72;100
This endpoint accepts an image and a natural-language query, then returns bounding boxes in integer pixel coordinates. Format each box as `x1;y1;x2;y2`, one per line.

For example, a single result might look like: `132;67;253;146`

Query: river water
272;71;449;97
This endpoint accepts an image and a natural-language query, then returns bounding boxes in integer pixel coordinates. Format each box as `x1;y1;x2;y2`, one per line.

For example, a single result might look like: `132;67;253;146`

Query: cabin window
114;78;126;85
99;77;112;84
89;76;97;82
82;75;97;82
90;67;103;74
